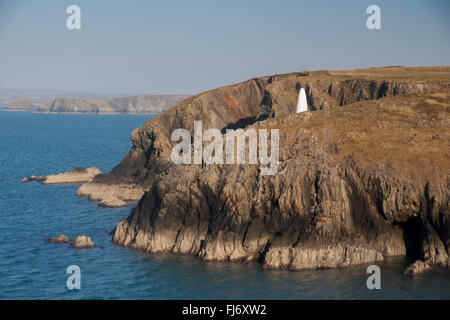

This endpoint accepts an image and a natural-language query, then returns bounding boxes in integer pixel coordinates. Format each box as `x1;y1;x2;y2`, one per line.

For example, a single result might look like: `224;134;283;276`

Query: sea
0;111;449;299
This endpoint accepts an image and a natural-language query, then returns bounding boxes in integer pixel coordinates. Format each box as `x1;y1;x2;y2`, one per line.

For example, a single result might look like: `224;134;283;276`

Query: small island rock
44;234;71;244
69;235;95;249
21;167;101;184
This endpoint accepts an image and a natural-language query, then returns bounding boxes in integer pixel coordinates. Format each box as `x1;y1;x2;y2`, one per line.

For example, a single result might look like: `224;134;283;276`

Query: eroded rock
77;182;145;204
403;260;432;275
43;167;101;184
69;235;95;249
21;175;46;183
98;197;127;208
22;167;101;184
44;234;70;244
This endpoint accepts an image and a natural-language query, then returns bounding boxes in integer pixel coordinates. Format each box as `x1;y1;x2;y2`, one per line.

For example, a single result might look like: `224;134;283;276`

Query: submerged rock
69;235;95;249
44;234;71;244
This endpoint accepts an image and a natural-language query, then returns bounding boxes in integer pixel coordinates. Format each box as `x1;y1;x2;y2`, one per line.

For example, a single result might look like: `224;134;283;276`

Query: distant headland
1;92;190;114
2;97;35;111
36;95;190;114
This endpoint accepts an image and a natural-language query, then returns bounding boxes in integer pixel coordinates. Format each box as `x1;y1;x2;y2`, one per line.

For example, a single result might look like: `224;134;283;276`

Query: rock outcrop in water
77;182;145;208
23;167;135;208
37;95;190;114
44;234;70;244
98;196;127;208
44;167;101;184
22;167;101;184
44;234;95;248
69;235;95;249
21;175;46;183
85;67;449;273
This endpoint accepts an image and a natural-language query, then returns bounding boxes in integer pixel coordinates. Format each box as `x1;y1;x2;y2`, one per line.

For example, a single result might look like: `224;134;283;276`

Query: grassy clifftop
104;66;450;273
266;90;449;178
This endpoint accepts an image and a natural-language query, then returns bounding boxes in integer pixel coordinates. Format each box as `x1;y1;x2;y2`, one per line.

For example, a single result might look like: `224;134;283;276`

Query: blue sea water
0;111;449;300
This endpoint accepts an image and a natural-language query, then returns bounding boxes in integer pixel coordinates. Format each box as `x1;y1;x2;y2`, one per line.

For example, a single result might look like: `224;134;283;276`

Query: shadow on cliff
397;217;425;261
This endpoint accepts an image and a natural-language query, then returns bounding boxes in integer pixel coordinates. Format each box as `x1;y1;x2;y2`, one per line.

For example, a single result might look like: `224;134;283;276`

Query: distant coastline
2;97;35;112
1;108;163;115
1;94;190;114
32;111;161;115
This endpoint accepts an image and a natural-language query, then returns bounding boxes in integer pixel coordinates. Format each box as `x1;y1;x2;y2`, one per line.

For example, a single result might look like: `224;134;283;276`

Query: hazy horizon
2;65;450;98
1;0;449;96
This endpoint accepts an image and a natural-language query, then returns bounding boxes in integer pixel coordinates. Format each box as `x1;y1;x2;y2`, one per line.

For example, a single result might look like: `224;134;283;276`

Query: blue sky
0;0;449;95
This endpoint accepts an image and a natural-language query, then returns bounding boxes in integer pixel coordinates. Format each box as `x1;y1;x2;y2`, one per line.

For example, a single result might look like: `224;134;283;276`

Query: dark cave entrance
398;216;424;260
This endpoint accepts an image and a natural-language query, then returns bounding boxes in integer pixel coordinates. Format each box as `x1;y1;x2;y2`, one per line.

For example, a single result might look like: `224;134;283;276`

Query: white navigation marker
296;87;308;113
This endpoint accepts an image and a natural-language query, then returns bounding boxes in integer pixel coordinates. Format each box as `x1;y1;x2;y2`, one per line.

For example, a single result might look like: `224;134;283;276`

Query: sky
0;0;449;96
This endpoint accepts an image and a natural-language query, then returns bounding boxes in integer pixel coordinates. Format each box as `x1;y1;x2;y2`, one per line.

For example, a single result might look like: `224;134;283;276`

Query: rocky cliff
89;66;449;272
36;95;190;114
2;97;35;111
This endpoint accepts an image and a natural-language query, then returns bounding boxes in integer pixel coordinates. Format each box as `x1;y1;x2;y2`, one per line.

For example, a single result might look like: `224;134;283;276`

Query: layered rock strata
58;67;450;273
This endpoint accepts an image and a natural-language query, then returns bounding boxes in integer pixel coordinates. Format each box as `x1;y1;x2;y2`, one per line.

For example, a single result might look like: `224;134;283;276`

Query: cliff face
36;95;190;114
2;98;35;111
104;66;449;271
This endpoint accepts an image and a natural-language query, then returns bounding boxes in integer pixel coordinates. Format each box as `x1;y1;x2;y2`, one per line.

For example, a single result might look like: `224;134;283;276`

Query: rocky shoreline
31;67;450;275
106;67;450;275
22;167;144;208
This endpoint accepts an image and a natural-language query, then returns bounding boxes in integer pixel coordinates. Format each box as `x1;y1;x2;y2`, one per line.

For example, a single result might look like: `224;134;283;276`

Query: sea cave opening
398;216;424;261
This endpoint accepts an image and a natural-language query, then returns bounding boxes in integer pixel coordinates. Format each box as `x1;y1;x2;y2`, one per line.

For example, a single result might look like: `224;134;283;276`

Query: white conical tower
296;87;308;113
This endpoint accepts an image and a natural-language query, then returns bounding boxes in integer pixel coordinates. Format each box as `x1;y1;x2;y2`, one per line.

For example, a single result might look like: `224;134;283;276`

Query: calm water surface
0;112;449;299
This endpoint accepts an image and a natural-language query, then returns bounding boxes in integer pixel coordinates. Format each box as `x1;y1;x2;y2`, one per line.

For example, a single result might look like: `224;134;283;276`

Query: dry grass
327;66;450;81
266;90;450;176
